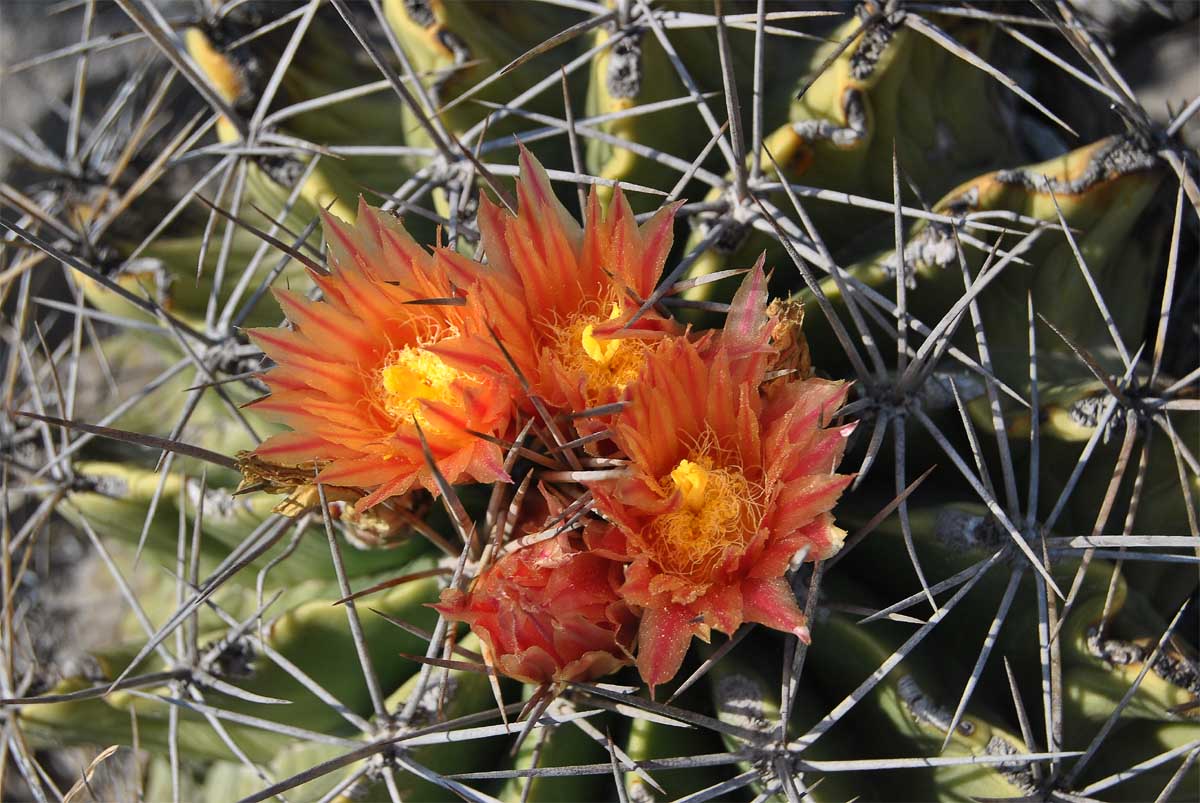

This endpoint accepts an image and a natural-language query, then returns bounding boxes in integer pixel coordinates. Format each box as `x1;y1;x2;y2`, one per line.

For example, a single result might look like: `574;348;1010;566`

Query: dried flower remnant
434;537;637;685
587;268;855;690
244;200;512;508
459;147;683;418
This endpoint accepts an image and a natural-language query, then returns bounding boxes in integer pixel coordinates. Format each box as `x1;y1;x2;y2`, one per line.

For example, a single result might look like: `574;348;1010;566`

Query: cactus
1;2;1197;802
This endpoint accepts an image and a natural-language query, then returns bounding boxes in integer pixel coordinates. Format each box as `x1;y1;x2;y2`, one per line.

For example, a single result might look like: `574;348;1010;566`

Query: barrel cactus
1;1;1196;801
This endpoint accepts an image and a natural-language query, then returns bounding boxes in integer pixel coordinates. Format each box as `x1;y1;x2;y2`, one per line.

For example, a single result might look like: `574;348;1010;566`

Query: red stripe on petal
356;471;417;509
261;366;311;393
468;441;509;483
723;256;770;360
741;577;809;641
321;209;372;276
245;393;323;427
373;211;436;283
604;188;638;291
327;270;402;332
318;454;411;489
634;200;682;296
417;398;469;434
635;603;696;694
476;196;520;285
253;432;348;465
274;289;376;363
247;326;321;365
435;249;489;294
770;474;853;534
428;335;510;379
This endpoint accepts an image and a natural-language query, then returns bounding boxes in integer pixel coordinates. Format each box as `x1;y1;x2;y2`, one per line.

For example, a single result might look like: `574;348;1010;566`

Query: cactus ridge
1;1;1197;802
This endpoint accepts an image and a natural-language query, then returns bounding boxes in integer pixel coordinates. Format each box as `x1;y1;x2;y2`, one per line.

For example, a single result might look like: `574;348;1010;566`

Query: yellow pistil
670;459;709;512
581;303;623;365
378;347;462;425
557;302;649;397
652;455;762;579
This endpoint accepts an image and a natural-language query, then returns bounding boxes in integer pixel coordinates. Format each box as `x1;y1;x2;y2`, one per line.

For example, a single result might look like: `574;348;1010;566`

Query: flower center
580;303;623;366
670;459;710;512
557;302;649;397
651;456;762;578
378;346;462;425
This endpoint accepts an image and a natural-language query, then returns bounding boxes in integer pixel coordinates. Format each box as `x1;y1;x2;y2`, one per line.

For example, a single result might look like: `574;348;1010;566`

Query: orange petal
245;391;325;425
633;198;682;296
274;289;376;363
356;471;418;509
507;148;582;314
636;603;696;694
427;335;511;381
469;441;509;483
516;145;582;249
770;474;853;534
582;185;638;294
318;454;411;488
723;255;770;359
260;366;310;393
321;208;372;276
253;432;350;465
774;426;853;480
741;577;810;641
702;583;744;635
246;325;321;364
249;334;364;403
359;200;435;283
313;268;403;332
476;195;521;286
434;248;491;295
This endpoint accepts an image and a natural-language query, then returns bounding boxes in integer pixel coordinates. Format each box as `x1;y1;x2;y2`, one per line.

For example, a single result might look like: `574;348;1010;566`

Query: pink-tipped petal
724;255;769;348
741;577;809;641
321;209;371;276
636;603;696;694
633;199;683;296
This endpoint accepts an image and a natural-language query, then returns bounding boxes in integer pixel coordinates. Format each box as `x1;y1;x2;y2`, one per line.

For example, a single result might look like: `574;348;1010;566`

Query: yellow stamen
378;347;462;424
651;456;762;579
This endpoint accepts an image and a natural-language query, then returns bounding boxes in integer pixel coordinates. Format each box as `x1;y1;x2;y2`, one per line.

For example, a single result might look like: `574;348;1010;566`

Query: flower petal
723;255;771;365
741;577;810;642
254;431;352;465
636;603;696;693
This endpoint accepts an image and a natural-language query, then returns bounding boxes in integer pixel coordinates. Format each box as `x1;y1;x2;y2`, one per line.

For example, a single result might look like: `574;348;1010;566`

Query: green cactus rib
3;1;1197;802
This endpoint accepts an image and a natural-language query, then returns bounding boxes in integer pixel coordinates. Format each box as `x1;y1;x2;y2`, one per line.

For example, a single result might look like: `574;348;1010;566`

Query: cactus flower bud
435;538;637;685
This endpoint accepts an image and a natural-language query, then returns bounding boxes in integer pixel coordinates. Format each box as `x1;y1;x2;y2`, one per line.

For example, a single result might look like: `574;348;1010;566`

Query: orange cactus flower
452;147;682;418
586;268;855;690
245;199;512;508
434;538;637;685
